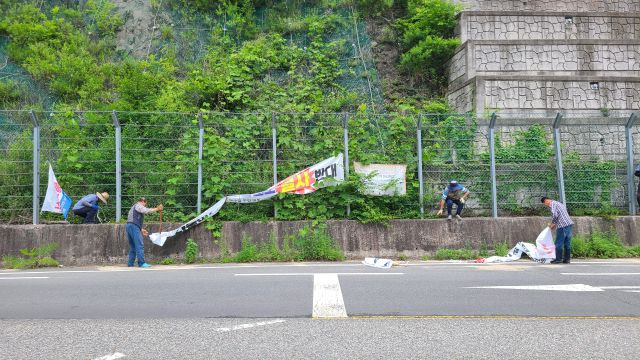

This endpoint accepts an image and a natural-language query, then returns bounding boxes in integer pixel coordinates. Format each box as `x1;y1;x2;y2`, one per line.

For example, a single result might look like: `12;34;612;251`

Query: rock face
447;0;640;117
113;0;169;58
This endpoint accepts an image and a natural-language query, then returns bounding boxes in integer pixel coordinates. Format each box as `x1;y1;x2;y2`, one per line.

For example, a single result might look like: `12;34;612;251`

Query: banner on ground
353;162;406;196
41;164;72;219
476;227;556;264
150;154;344;246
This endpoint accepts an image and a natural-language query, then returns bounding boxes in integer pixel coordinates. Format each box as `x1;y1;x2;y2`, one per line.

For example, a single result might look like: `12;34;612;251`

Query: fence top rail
1;110;476;117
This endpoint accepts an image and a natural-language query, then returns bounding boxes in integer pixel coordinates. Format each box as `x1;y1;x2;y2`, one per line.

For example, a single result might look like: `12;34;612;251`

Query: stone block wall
453;0;640;12
448;0;640;118
483;79;640;114
448;40;640;84
459;13;640;42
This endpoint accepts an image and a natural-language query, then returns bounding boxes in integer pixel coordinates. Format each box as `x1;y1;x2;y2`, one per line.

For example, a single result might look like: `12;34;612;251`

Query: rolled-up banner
150;154;344;246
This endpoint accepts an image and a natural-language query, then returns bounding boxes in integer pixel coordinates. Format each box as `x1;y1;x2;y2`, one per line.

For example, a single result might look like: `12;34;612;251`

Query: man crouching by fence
126;197;163;268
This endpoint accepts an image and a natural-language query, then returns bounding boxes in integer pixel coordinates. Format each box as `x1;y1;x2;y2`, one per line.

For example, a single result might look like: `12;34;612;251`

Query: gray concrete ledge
1;217;639;265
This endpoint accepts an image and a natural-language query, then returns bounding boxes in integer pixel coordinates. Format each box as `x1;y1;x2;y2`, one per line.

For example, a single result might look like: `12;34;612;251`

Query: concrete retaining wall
1;217;639;265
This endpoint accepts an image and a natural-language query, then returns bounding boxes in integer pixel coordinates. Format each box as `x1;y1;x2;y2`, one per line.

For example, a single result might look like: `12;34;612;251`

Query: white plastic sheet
362;257;393;269
480;227;556;263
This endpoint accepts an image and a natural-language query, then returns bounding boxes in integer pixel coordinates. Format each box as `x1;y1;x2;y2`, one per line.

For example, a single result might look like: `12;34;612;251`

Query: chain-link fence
1;110;638;224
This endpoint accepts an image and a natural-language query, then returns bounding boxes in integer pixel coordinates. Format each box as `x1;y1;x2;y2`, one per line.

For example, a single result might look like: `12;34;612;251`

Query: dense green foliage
2;242;59;269
398;0;460;90
572;231;640;258
229;224;344;262
184;238;199;263
0;1;629;226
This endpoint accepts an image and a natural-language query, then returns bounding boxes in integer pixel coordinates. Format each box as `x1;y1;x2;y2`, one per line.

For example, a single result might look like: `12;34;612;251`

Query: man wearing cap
437;181;470;220
126;197;163;268
71;192;109;224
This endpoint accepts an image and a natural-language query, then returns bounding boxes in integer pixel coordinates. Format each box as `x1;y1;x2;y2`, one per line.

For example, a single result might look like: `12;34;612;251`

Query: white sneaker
456;215;462;220
447;215;452;221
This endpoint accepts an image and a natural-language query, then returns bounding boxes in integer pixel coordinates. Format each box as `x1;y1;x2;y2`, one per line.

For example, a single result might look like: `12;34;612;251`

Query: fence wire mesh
560;117;629;214
0;110;32;223
0;110;638;224
491;117;559;215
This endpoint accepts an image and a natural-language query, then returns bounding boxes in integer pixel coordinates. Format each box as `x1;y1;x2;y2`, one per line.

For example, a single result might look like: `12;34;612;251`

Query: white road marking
0;276;49;280
215;319;285;332
561;273;640;276
599;286;640;289
235;273;403;276
313;273;347;318
93;352;125;360
467;284;604;292
622;290;640;293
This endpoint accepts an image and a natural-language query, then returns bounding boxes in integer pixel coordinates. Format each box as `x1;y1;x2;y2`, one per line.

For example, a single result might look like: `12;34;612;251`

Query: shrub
234;234;259;262
292;224;344;261
493;242;509;257
184;238;199;264
433;248;476;260
398;0;461;87
159;257;176;265
571;231;636;258
2;242;59;269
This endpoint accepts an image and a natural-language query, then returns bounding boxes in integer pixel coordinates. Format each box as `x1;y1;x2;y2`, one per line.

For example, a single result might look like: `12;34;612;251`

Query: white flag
41;164;72;219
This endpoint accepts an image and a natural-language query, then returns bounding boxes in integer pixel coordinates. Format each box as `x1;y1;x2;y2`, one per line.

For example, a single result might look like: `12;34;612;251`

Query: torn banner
150;154;344;246
476;227;556;264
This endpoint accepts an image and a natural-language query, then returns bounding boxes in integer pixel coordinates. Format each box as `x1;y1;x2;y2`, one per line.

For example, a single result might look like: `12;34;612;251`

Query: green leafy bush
398;0;461;88
225;224;344;262
2;242;59;269
184;238;199;264
291;224;344;261
234;234;259;262
571;231;637;258
493;242;509;257
432;247;476;260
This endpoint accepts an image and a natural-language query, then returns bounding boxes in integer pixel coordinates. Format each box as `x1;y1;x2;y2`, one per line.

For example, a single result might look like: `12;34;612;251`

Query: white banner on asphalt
150;154;344;246
479;227;556;263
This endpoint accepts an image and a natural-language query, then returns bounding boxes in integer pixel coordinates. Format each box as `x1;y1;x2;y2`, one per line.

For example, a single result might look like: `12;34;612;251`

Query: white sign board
353;162;406;196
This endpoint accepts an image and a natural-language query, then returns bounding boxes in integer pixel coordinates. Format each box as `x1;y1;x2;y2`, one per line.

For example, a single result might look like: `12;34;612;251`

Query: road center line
0;276;49;280
599;286;640;289
313;273;347;318
561;273;640;276
215;319;285;332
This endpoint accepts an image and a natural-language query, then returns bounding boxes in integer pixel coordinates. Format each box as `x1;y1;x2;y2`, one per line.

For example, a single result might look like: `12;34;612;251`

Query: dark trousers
446;198;464;216
126;223;145;267
555;225;572;262
72;206;98;224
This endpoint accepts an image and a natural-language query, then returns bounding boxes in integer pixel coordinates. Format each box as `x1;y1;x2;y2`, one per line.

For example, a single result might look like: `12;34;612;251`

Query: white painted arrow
466;284;604;292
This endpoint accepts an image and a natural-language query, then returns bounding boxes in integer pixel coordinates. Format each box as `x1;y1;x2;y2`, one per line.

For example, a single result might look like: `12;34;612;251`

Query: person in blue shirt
71;192;109;224
437;181;470;220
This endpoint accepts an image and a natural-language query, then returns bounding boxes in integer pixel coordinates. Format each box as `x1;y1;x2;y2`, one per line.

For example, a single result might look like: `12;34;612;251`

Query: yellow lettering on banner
304;171;310;186
281;178;295;193
295;174;304;189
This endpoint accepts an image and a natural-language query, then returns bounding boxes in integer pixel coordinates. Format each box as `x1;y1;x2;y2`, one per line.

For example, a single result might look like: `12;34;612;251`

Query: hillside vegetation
0;0;459;112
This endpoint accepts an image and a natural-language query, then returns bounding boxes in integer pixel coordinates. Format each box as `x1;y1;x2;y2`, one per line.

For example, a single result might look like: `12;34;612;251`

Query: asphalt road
1;260;640;359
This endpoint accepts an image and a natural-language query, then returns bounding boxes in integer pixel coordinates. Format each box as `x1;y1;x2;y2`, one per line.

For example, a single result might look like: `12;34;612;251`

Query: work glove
437;209;443;216
460;198;466;204
91;203;99;210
